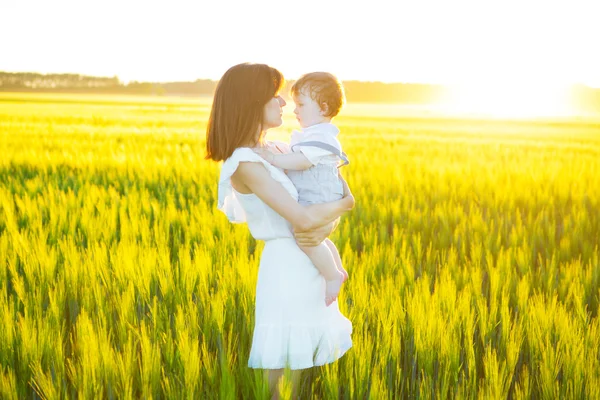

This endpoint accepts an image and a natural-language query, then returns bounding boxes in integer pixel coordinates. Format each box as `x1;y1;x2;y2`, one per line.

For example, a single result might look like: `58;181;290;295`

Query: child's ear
320;102;329;115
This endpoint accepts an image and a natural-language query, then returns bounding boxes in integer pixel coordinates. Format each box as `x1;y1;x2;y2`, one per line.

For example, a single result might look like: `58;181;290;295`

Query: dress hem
247;343;352;371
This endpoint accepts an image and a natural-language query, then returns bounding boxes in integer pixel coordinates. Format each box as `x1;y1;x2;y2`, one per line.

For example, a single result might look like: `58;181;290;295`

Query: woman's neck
244;131;267;148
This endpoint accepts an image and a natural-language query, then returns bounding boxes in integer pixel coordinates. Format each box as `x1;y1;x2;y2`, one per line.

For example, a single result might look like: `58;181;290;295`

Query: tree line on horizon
1;71;599;111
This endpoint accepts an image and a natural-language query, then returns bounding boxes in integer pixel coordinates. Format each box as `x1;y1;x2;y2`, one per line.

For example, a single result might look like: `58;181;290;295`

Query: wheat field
1;92;599;399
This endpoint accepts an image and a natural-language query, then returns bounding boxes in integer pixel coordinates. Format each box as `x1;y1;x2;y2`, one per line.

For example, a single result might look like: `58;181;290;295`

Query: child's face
293;91;327;128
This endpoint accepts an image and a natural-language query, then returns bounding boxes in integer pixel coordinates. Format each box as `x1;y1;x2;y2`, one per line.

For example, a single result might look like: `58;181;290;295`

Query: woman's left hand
294;219;338;246
338;173;355;210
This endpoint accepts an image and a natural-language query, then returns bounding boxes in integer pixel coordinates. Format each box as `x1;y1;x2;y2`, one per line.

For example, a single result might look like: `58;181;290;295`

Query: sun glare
441;83;574;119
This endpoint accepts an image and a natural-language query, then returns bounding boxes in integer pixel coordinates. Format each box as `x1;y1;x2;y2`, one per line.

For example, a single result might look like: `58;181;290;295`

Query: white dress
217;143;353;370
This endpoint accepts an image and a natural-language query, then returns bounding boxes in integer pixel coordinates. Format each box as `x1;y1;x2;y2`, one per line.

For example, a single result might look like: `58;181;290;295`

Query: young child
254;72;350;306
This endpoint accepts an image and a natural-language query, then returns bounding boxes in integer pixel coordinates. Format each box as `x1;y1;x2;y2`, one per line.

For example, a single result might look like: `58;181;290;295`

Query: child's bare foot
325;271;345;306
338;266;349;282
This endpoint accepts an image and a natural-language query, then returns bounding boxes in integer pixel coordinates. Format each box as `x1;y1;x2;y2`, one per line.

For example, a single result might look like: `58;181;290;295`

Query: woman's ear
320;102;329;116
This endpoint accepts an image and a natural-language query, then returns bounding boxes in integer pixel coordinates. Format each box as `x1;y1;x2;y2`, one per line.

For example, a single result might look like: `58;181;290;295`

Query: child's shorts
286;163;344;205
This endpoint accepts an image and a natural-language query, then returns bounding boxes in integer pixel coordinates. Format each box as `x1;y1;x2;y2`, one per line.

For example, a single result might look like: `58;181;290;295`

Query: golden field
1;92;599;399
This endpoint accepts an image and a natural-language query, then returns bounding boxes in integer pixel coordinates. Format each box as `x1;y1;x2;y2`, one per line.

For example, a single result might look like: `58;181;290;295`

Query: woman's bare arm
234;162;354;231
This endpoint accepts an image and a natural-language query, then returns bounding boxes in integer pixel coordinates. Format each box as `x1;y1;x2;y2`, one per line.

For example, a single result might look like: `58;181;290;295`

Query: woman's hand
339;173;355;210
342;193;355;210
293;219;338;247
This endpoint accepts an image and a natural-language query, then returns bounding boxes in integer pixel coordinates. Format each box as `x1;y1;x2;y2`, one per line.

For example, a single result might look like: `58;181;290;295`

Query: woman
206;63;354;397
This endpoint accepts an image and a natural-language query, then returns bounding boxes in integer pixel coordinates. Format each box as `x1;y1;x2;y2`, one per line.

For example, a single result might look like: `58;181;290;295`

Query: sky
1;0;599;88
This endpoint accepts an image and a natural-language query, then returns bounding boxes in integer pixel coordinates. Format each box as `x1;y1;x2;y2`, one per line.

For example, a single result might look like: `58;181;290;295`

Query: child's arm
254;148;313;170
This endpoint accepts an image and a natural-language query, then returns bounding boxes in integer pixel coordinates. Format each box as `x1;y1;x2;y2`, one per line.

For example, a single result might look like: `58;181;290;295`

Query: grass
1;92;599;399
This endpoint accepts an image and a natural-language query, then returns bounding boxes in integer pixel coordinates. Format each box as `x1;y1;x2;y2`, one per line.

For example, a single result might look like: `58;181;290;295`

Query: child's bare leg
300;242;344;306
323;238;348;282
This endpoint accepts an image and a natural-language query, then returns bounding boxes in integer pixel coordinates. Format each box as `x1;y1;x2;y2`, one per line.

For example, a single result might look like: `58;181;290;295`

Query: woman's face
262;95;286;130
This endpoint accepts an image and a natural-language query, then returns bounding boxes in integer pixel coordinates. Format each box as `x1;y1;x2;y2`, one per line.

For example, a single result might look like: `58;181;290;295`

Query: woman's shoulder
225;147;262;164
222;144;294;179
220;147;262;180
219;145;299;203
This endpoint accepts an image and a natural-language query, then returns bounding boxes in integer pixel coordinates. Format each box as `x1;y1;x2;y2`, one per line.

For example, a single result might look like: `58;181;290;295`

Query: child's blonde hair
291;72;345;118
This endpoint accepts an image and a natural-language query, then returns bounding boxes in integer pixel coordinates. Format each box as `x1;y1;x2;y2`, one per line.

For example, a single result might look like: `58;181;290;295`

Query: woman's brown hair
206;63;285;161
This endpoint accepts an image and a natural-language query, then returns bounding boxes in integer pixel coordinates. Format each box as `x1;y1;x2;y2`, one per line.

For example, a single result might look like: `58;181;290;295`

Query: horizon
2;70;600;90
3;69;599;118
